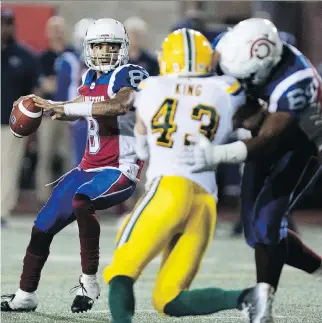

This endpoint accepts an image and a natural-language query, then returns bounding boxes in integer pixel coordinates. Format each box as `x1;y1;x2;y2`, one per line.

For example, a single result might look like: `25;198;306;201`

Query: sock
73;193;100;275
19;226;53;293
164;288;244;317
286;229;322;274
255;239;287;291
108;276;135;323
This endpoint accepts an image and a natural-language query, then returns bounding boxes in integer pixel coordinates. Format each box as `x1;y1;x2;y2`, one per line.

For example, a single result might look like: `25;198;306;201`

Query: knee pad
28;226;54;256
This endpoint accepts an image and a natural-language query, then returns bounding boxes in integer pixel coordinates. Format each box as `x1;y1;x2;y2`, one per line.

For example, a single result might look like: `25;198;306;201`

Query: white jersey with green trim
135;74;246;197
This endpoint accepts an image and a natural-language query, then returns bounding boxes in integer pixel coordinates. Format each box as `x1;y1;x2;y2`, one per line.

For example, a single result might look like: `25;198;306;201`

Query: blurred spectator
172;9;208;35
1;9;40;226
39;16;68;100
36;16;70;203
124;17;159;76
171;9;223;42
54;18;94;168
253;10;298;46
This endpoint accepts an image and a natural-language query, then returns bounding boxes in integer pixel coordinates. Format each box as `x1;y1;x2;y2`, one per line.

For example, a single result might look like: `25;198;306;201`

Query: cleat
70;274;100;313
1;290;38;312
71;295;94;313
237;286;256;318
238;283;275;323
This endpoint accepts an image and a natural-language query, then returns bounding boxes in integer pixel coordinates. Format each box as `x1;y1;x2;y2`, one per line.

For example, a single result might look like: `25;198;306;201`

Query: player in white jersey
102;28;254;323
137;71;245;197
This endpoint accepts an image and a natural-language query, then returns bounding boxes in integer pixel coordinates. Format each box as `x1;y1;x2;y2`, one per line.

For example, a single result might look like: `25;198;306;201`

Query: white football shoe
241;283;275;323
1;288;38;311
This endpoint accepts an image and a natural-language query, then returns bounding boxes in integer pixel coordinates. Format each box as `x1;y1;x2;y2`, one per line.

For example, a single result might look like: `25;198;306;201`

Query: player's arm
33;87;134;118
91;64;148;117
32;88;134;119
134;110;149;160
241;112;296;159
231;94;297;160
232;96;268;133
179;103;296;171
184;111;296;170
91;87;135;116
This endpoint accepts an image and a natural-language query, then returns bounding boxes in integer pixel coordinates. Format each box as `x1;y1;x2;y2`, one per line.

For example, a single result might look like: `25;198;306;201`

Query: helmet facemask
84;38;129;73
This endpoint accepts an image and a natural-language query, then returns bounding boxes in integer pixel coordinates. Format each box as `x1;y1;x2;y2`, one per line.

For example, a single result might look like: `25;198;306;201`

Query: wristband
64;102;93;117
212;141;247;164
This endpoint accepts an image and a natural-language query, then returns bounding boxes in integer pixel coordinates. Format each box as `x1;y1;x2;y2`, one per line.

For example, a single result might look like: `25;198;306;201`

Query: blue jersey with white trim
213;35;322;120
250;43;321;119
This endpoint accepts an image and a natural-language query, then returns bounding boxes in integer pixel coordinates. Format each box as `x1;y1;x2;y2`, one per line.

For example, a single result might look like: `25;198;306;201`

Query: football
9;98;43;138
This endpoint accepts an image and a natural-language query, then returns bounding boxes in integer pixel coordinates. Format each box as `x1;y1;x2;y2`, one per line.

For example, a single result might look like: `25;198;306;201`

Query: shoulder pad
108;64;149;98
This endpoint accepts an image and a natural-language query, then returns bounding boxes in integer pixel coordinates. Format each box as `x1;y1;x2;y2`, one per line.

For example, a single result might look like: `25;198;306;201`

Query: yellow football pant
103;175;217;313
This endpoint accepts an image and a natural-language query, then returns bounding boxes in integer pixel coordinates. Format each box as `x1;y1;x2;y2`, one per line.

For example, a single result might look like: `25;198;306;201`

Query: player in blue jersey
1;18;149;313
179;18;322;322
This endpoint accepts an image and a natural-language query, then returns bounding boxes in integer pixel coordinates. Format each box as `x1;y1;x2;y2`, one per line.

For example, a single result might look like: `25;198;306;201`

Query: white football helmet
84;18;129;73
217;18;283;85
73;18;95;54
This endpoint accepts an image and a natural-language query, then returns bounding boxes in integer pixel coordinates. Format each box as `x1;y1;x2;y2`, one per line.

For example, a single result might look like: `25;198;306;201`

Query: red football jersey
77;64;149;181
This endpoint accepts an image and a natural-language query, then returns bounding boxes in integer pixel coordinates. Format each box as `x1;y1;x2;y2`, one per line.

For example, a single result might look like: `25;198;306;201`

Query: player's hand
32;97;64;115
177;134;216;173
51;113;64;120
13;94;36;106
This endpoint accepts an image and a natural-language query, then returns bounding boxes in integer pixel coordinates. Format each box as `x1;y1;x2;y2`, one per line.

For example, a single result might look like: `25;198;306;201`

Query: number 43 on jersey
151;98;220;148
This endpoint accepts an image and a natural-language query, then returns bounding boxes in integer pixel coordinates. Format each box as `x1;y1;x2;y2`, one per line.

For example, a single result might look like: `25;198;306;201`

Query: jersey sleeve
108;64;149;98
268;69;319;119
133;78;153;122
220;75;246;114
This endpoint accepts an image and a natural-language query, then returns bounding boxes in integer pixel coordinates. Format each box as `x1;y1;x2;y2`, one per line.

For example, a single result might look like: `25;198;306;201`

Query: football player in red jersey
2;18;149;313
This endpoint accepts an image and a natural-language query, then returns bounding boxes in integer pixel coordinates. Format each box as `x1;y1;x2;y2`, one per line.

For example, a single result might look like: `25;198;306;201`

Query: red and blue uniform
35;64;149;234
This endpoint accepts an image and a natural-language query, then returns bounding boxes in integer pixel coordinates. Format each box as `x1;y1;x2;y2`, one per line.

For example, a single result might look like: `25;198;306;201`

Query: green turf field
1;217;322;322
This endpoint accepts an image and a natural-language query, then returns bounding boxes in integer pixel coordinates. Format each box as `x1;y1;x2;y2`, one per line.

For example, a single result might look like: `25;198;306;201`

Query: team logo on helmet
250;38;276;59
